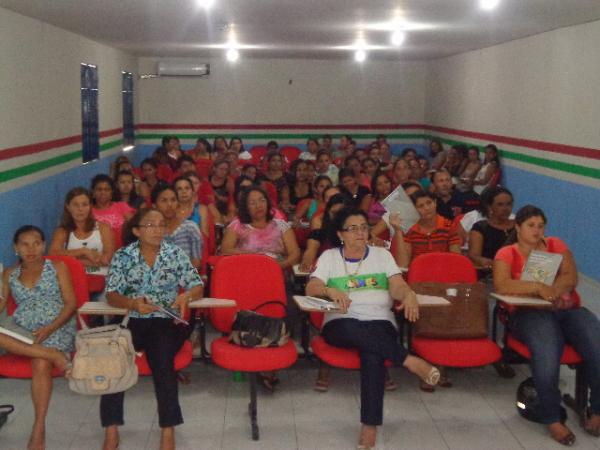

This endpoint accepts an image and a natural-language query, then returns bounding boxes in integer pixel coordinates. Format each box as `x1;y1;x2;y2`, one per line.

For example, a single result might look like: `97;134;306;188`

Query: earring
340;239;344;245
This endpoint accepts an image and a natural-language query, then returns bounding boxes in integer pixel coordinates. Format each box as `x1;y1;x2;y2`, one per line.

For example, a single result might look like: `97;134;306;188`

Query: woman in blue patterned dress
100;208;203;450
0;225;76;450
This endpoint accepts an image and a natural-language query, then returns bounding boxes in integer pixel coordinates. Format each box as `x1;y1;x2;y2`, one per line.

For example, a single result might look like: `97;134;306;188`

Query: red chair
209;255;297;440
407;253;501;368
488;168;502;187
249;146;268;167
0;256;89;378
280;146;302;164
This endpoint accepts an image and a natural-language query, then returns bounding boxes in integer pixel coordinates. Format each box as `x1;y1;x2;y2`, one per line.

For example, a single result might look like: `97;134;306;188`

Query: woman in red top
494;205;600;445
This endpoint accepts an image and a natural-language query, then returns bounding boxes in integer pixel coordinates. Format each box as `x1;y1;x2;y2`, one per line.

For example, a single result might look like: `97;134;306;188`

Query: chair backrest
209;254;287;333
7;255;89;319
489;168;502;187
280;146;302;163
407;252;477;284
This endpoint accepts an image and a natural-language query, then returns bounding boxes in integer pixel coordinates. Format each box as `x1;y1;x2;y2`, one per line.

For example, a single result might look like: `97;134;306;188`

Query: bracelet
322;286;329;298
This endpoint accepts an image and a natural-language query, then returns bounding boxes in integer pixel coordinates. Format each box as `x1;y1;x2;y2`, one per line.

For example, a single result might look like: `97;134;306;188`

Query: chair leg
562;365;589;425
300;312;311;358
248;372;260;440
198;312;211;362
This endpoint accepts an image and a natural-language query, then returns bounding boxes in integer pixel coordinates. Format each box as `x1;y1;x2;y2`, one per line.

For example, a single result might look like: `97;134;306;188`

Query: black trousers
321;318;408;426
100;318;189;428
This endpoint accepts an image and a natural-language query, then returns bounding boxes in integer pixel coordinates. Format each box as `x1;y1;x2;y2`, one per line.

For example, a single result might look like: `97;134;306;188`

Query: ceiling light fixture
391;30;406;46
197;0;215;9
480;0;500;11
226;48;239;62
354;49;366;63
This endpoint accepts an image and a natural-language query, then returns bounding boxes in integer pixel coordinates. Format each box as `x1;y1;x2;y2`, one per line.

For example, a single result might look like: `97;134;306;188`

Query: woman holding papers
1;225;76;450
494;205;600;445
100;208;203;450
306;206;440;450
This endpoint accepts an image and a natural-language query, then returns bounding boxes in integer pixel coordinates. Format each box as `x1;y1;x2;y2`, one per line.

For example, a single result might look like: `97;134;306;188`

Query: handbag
69;314;138;395
411;282;488;339
229;301;289;348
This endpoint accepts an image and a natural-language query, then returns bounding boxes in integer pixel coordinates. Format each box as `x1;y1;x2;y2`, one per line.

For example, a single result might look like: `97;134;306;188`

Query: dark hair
504;204;547;245
313;174;332;189
238;187;273;224
234;175;257;203
322;134;332;141
265;151;282;163
338;168;355;183
196;137;212;152
371;172;392;200
213;135;227;149
322;194;351;246
392;158;409;172
479;186;513;217
13;225;45;244
430;168;450;183
429;138;444;156
90;174;115;205
289;159;309;182
177;155;195;169
141;158;157;169
241;164;258;177
114;170;142;207
401;148;417;158
161;135;179;147
306;138;319;147
409;190;436;206
150;182;176;205
341;134;352;141
468;146;480;156
332;206;369;241
229;136;244;151
61;187;95;232
401;181;422;192
122;208;164;246
316;150;330;161
485;144;501;166
344;156;360;167
172;175;194;196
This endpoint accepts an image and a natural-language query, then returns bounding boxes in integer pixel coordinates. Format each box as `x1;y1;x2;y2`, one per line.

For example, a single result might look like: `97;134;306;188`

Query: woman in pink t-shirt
493;205;600;445
91;174;135;248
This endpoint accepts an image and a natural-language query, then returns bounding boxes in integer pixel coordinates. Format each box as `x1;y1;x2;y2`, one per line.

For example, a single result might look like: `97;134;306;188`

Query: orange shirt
404;215;460;259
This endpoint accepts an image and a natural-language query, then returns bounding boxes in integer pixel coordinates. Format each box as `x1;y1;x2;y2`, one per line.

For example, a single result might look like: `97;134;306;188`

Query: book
188;297;237;309
521;250;563;286
78;301;128;315
0;325;34;345
416;294;451;306
490;293;552;307
293;295;341;312
380;184;420;233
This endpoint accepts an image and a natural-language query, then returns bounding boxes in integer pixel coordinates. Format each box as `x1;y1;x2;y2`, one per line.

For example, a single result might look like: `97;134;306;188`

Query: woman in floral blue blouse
100;208;203;450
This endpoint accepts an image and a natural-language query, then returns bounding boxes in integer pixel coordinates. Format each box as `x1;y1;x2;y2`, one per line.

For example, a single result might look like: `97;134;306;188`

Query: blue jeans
510;307;600;424
321;319;408;426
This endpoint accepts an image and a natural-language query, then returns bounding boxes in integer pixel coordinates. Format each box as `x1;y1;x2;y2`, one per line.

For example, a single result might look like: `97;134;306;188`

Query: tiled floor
1;279;599;450
2;354;600;449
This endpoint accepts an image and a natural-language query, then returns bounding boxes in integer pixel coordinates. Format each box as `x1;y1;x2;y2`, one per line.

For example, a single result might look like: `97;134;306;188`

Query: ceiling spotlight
354;49;366;62
391;30;406;46
480;0;500;11
197;0;215;9
226;48;239;62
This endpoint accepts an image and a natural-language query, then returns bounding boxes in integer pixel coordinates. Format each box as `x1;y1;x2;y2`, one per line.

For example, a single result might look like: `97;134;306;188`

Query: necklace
342;247;367;277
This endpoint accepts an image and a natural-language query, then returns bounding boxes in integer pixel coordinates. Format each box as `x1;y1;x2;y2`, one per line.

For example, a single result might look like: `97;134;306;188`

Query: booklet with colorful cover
380;184;420;233
521;250;563;286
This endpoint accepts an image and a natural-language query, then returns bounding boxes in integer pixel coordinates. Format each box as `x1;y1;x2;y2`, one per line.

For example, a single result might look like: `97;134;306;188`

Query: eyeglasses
342;224;369;234
138;222;166;229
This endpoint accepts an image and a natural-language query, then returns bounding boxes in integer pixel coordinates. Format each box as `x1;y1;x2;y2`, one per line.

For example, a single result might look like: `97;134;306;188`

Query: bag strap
252;300;286;314
0;404;14;413
110;313;130;343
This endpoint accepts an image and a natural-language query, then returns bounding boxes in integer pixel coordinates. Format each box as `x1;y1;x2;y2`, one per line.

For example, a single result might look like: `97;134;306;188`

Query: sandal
419;367;440;392
438;375;453;388
258;374;276;392
384;378;398;391
549;423;576;446
584;411;600;437
176;371;191;385
314;378;329;392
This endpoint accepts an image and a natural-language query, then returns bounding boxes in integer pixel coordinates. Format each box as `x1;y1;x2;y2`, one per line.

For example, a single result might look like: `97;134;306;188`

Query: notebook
521;250;563;286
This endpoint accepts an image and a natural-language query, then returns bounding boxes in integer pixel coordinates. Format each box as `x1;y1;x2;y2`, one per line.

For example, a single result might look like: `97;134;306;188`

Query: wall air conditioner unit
157;61;210;77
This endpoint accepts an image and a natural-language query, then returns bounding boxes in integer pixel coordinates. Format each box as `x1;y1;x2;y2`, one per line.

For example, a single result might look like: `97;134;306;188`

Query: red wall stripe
0;128;123;161
135;123;425;130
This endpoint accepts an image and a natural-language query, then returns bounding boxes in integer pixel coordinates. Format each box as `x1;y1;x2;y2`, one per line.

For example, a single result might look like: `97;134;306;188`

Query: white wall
425;19;600;147
0;7;137;149
137;57;426;124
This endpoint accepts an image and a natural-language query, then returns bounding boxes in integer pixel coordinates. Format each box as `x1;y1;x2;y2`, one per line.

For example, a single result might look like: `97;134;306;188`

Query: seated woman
294;175;332;225
101;208;203;450
91;174;135;248
49;187;115;292
280;159;313;219
472;144;501;194
1;226;76;450
338;168;370;210
362;157;380;186
361;172;393;226
152;184;203;274
173;175;209;238
138;158;161;204
114;170;145;209
468;186;514;269
456;146;482;193
207;159;235;221
305;207;440;449
493;205;600;445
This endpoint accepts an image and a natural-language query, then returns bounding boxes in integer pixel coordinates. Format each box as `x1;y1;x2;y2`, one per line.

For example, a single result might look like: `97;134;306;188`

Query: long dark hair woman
100;208;204;450
493;205;600;445
306;207;439;449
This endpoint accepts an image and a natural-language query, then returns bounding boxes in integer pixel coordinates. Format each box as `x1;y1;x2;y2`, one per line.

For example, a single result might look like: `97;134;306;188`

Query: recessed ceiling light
480;0;500;11
354;49;366;62
226;48;239;62
197;0;215;10
391;30;406;46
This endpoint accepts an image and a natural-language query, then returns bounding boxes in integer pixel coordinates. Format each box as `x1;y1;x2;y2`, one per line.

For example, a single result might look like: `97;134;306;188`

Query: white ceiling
2;0;600;60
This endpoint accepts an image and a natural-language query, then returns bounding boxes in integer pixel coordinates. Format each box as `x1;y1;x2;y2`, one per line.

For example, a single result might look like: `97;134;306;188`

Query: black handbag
229;301;289;348
0;404;14;429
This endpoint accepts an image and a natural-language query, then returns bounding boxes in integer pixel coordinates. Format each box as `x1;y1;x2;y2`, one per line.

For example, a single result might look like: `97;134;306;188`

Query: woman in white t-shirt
306;207;440;450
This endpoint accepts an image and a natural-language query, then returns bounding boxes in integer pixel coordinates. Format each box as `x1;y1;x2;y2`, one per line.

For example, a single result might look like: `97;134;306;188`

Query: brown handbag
410;282;489;339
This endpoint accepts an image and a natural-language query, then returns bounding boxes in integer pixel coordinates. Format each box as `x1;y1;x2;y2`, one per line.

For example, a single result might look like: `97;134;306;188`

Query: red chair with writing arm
0;256;89;378
209;254;297;440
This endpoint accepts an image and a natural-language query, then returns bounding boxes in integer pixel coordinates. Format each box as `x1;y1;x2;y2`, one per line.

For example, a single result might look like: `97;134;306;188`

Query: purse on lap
411;282;488;339
69;314;138;395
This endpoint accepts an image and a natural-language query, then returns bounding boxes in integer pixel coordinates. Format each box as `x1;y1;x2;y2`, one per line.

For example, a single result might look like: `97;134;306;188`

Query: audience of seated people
5;133;597;449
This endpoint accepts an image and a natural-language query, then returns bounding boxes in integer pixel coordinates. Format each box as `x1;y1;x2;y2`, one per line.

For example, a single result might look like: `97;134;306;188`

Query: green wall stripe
135;132;428;140
0;139;123;184
431;136;600;181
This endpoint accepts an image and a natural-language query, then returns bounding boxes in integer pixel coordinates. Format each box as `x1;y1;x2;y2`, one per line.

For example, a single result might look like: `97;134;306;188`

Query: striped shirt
165;220;203;260
404;215;460;259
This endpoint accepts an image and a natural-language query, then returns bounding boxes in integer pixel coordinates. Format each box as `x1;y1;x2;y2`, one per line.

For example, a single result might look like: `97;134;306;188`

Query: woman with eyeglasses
306;206;440;449
100;208;203;450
